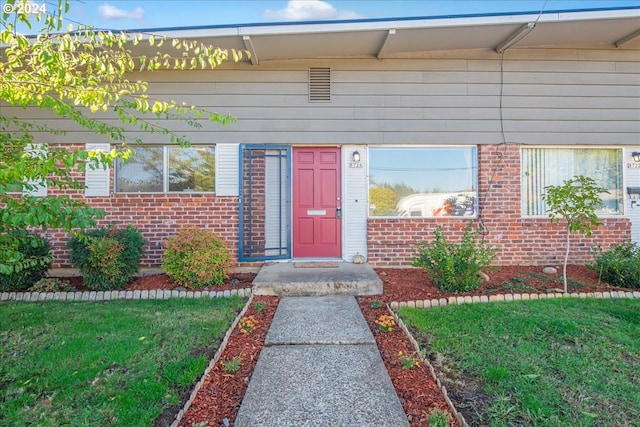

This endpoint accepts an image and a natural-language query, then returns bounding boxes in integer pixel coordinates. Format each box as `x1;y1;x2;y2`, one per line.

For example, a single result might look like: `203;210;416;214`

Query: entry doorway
292;147;342;258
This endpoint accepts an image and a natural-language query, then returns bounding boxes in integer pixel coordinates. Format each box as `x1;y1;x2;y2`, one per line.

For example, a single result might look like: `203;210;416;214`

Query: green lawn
0;297;246;427
399;298;640;427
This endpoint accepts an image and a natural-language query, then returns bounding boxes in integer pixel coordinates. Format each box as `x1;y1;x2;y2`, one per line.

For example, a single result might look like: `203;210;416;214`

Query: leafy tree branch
1;0;245;274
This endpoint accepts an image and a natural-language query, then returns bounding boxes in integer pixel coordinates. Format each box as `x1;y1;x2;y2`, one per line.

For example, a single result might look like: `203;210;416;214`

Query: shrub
28;277;74;293
588;241;640;289
163;227;231;288
0;230;52;292
412;223;497;293
68;226;145;290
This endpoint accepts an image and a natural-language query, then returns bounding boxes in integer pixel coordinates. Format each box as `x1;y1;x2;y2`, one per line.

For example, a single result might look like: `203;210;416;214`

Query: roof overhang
133;7;640;63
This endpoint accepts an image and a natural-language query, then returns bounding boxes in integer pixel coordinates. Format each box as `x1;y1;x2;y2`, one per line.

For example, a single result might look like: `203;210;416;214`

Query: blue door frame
238;145;291;262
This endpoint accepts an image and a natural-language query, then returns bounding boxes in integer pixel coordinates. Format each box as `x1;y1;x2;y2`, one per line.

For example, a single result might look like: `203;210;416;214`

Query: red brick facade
45;144;240;268
44;144;630;268
367;145;630;266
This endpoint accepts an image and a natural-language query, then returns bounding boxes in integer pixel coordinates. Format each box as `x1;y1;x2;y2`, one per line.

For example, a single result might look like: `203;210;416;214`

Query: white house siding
626;148;640;244
343;145;368;262
6;47;638;147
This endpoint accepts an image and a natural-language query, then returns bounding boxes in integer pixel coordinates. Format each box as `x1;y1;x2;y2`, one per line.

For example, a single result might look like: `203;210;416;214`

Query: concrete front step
234;296;408;427
252;262;383;296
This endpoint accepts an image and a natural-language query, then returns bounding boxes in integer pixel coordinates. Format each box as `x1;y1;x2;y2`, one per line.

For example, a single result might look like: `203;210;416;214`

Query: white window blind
521;148;623;216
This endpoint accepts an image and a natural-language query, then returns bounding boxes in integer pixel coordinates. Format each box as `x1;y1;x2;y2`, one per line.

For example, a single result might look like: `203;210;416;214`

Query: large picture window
115;145;215;193
368;146;478;218
521;148;623;216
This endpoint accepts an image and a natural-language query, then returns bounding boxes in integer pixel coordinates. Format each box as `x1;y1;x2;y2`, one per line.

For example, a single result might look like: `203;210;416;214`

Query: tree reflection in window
115;145;215;193
169;147;215;192
116;146;163;192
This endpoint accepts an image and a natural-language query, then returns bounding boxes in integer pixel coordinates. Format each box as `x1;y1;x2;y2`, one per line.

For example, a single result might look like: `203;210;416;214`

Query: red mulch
358;299;460;426
176;296;279;427
57;265;622;426
376;264;622;304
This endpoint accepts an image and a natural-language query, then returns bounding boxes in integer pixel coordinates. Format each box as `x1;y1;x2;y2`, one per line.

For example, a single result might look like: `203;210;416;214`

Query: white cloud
98;3;145;20
263;0;362;21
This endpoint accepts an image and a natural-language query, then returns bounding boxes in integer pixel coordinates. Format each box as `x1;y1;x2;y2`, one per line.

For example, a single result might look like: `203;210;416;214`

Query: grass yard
399;298;640;427
0;297;246;427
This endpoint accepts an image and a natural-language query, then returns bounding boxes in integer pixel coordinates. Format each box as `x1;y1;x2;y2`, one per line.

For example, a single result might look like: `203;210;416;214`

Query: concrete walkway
235;295;409;427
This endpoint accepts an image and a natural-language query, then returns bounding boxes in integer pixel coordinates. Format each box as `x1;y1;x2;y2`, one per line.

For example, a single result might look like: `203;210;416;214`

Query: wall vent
309;67;331;102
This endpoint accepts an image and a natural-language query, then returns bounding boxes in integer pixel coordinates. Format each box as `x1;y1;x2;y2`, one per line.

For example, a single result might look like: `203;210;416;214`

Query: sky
28;0;640;30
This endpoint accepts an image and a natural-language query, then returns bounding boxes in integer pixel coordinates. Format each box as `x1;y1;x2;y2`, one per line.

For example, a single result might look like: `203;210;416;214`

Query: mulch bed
358;298;460;426
176;296;279;427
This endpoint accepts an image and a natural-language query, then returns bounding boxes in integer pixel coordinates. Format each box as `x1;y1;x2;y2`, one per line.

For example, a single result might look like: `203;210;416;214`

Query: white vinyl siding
343;145;368;261
85;143;111;196
626;148;640;244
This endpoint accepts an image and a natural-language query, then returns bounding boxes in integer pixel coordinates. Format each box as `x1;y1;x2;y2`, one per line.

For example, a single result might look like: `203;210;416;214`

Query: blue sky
57;0;640;30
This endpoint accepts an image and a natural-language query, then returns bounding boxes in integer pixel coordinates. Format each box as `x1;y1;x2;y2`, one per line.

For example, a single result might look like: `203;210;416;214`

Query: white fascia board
140;8;640;38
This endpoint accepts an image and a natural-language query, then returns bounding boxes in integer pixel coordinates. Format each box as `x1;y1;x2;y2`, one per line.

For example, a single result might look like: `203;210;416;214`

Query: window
115;145;215;193
368;147;478;218
521;148;623;216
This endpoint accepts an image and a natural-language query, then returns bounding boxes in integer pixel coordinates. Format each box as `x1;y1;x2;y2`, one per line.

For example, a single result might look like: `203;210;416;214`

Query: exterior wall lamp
349;150;362;168
632;152;640;163
352;150;360;163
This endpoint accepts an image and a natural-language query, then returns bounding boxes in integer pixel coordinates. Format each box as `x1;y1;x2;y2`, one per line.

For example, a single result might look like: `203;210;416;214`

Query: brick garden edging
388;289;640;311
0;287;253;302
387;289;640;427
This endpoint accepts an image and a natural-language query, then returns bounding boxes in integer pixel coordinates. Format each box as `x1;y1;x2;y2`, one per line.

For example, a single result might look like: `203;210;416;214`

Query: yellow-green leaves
1;0;243;274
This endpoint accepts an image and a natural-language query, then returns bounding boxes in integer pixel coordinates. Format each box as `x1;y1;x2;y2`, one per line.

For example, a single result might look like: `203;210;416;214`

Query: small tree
542;175;607;293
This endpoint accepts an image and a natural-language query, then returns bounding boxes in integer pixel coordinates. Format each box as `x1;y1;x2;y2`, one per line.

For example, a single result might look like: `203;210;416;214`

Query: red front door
293;147;341;258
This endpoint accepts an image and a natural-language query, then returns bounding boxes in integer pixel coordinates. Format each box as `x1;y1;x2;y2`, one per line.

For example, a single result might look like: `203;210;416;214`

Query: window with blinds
521;148;623;216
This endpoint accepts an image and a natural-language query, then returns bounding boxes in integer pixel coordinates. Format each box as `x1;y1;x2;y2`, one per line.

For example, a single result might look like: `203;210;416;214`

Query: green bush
68;226;145;290
163;227;231;289
28;277;74;293
0;230;52;292
588;241;640;289
412;223;497;293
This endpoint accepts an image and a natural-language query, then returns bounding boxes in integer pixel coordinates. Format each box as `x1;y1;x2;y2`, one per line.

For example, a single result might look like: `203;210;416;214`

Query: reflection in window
115;146;163;192
169;147;215;192
368;147;478;218
115;145;215;193
522;148;622;216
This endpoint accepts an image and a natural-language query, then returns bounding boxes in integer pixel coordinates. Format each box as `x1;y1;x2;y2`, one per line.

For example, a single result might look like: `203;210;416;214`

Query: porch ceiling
139;7;640;63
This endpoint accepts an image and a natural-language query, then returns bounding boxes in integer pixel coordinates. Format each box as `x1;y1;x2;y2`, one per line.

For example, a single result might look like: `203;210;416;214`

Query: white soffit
135;8;640;61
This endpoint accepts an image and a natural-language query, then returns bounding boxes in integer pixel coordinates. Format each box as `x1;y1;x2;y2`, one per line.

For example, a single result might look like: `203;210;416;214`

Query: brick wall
40;143;631;268
367;144;631;267
44;144;240;268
